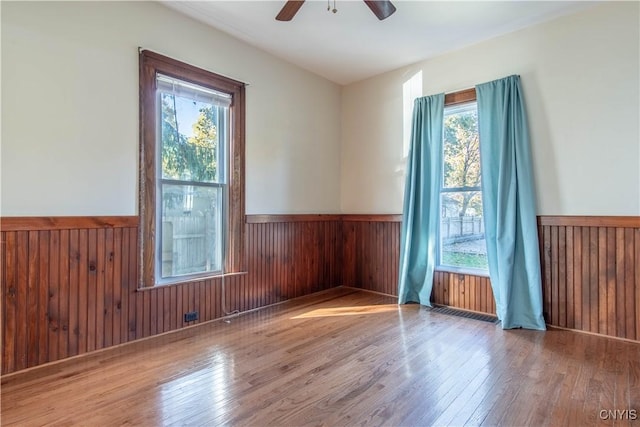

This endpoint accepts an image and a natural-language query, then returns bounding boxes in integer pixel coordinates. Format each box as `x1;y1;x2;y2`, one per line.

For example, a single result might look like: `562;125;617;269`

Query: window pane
160;184;223;278
440;191;487;270
159;91;226;183
443;104;480;189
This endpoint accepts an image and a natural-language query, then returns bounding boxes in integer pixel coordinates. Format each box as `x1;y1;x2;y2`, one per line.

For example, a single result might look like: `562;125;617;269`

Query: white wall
1;1;342;216
341;2;640;216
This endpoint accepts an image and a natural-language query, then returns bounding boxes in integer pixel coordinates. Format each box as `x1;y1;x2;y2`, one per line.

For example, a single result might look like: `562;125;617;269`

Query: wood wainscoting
339;215;639;342
1;215;340;375
432;272;496;315
538;216;639;340
340;215;401;296
1;214;638;374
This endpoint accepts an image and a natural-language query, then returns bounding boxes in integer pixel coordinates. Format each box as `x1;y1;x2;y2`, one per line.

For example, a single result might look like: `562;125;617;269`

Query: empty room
1;1;639;425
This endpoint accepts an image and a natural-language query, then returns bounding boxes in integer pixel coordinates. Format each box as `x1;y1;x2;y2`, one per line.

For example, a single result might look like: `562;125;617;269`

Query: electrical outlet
184;311;198;322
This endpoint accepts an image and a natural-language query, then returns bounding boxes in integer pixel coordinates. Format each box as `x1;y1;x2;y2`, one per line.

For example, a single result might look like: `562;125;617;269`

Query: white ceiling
162;0;598;85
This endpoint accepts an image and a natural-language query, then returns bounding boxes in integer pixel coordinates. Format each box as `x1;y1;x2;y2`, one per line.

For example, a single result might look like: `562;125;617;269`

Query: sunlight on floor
291;304;399;319
159;351;234;422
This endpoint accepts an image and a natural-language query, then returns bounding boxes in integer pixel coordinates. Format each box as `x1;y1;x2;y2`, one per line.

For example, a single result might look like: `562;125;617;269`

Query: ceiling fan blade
363;0;396;20
276;0;305;21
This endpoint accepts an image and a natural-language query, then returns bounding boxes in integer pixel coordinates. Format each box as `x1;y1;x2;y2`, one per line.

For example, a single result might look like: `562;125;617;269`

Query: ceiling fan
276;0;397;21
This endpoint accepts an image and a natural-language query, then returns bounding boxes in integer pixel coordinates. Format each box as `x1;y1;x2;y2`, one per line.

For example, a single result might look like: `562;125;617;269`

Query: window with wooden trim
438;89;488;273
139;50;245;287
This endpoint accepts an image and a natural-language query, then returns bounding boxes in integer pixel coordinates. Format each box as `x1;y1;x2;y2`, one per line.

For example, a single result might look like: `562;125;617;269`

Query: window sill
137;271;248;291
435;265;490;278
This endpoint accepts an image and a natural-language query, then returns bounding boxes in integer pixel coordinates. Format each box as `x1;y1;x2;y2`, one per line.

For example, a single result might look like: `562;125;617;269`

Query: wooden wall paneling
605;227;615;337
572;226;582;331
598;227;607;335
104;228;114;347
341;222;356;288
37;231;49;366
352;222;362;289
382;222;390;295
329;222;336;289
253;221;261;306
180;284;188;328
202;281;207;323
281;221;290;304
3;232;16;374
261;221;268;305
430;271;496;315
68;229;79;357
158;285;166;333
26;231;39;368
550;225;558;326
259;222;267;304
615;228;626;338
96;229;107;350
274;221;281;302
538;218;640;341
558;225;567;328
190;282;197;325
565;226;574;330
626;228;636;340
273;222;281;301
302;221;312;295
111;229;122;343
354;222;361;288
305;222;314;295
212;280;223;319
153;284;161;335
636;228;640;341
293;222;303;299
588;227;598;334
2;215;638;375
452;273;461;309
47;231;59;366
126;228;137;342
14;231;28;372
469;275;476;311
541;225;551;323
251;221;260;307
288;221;297;299
86;229;96;353
140;277;149;339
207;279;213;322
270;221;277;302
196;281;203;324
58;230;70;361
208;279;215;322
581;227;591;333
433;271;440;303
394;222;400;291
201;281;207;325
77;230;88;355
305;222;313;294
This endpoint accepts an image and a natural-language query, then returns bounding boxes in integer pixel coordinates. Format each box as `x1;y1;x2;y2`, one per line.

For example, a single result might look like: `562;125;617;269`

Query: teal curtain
476;75;546;330
398;94;444;305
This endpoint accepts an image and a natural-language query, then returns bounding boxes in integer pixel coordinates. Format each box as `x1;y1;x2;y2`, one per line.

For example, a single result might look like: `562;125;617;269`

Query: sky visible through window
174;96;206;138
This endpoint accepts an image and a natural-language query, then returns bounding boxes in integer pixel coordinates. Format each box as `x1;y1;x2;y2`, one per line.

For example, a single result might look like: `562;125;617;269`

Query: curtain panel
398;94;444;305
476;75;546;330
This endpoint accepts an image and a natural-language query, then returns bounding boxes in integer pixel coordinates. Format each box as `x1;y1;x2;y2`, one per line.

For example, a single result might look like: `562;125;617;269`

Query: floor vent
429;305;499;324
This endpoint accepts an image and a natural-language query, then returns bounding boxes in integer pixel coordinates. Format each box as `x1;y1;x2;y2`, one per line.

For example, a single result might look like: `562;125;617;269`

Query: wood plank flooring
2;287;639;426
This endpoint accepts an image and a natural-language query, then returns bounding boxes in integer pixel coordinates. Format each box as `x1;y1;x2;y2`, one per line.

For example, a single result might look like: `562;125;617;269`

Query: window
139;51;245;286
439;93;488;273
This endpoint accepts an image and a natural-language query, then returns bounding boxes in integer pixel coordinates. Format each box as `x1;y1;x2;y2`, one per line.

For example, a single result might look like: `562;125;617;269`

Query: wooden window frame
139;50;245;287
444;88;476;107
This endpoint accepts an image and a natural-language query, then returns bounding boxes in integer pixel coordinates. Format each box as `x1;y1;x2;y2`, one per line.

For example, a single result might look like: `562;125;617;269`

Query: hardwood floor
2;287;639;426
